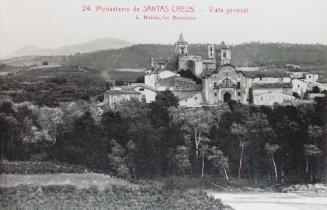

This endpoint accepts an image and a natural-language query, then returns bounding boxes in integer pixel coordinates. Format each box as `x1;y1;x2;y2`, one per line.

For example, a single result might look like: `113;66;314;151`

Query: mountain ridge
7;37;133;58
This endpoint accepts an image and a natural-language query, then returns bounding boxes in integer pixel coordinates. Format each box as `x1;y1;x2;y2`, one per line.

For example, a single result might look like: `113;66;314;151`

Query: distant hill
2;42;327;82
0;64;22;73
0;56;69;67
66;43;327;69
7;37;133;58
65;42;327;81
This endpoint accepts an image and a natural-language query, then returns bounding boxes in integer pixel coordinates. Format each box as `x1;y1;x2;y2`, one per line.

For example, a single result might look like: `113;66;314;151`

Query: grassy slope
0;173;135;190
0;161;231;209
0;173;231;210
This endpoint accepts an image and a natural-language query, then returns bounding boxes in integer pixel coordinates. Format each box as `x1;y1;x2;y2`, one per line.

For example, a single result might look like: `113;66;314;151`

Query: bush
0;161;87;174
0;184;231;210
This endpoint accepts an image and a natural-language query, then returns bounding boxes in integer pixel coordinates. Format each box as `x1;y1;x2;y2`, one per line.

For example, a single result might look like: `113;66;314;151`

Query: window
214;82;217;88
141;95;146;102
237;82;241;89
238;92;241;96
214;93;217;96
298;85;300;88
261;97;263;101
223;52;227;58
221;78;233;88
194;97;198;100
139;88;144;91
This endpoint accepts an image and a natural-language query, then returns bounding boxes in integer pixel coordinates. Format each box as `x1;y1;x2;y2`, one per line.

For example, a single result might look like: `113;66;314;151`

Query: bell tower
175;33;188;55
208;44;215;59
218;41;231;66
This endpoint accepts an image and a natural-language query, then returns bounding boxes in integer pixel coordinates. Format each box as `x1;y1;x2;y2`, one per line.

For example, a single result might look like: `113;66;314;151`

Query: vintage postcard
0;0;327;209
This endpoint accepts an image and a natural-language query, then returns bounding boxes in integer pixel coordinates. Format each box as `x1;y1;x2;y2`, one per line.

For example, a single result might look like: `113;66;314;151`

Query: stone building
118;84;157;103
104;89;141;109
102;34;325;108
143;33;324;107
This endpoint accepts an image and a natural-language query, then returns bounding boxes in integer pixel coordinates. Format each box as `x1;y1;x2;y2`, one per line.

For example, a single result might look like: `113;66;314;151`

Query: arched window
220;78;233;88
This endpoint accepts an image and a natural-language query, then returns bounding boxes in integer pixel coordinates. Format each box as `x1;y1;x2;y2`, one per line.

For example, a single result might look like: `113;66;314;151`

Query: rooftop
252;82;292;89
238;69;290;78
157;76;196;87
105;90;141;95
119;83;157;92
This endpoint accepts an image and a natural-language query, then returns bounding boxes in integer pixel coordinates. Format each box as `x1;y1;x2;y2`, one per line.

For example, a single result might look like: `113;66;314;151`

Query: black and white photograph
0;0;327;209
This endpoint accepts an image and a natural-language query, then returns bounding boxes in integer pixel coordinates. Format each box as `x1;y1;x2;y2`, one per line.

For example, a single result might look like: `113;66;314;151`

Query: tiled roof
120;84;157;92
157;76;196;87
201;64;235;78
105;90;141;95
252;83;292;89
239;69;290;78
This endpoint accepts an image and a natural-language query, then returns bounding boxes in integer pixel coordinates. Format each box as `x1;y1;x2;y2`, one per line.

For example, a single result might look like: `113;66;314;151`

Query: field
0;173;231;210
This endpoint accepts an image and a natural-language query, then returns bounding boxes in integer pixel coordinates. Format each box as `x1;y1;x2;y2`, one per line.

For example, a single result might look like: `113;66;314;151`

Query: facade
292;79;308;96
118;84;157;103
253;91;295;106
104;89;141;109
252;83;294;105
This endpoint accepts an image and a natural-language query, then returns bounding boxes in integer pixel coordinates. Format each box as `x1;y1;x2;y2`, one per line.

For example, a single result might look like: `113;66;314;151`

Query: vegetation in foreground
0;184;231;210
1;90;326;185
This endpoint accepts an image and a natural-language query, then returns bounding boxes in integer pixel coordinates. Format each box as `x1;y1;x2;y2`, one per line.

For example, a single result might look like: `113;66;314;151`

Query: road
209;192;327;210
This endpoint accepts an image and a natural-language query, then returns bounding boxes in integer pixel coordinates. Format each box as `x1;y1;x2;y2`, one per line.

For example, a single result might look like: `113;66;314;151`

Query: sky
1;0;327;58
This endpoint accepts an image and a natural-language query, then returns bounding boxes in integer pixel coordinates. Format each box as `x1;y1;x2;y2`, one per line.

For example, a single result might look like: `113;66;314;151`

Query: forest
1;90;326;184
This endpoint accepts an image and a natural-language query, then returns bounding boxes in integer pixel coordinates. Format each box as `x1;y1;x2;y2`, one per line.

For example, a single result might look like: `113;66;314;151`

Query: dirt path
209;192;327;210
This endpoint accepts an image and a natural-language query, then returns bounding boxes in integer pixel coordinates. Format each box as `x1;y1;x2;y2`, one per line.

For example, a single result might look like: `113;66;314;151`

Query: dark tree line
1;92;326;183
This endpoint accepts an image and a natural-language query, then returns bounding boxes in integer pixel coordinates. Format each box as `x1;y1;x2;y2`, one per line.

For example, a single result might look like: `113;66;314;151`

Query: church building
142;33;323;107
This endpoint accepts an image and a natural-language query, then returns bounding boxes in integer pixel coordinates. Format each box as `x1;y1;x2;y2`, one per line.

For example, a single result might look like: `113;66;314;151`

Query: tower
175;33;188;55
218;41;231;66
208;44;215;59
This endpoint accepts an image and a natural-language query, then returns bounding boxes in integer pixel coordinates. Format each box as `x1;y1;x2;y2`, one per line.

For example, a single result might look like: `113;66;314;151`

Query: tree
169;107;214;158
0;114;22;161
246;113;275;181
136;76;144;83
150;90;178;127
37;107;63;143
209;147;230;182
126;140;137;179
199;144;209;177
175;146;191;175
303;144;321;182
0;101;14;115
231;123;248;178
308;125;323;147
264;143;280;182
108;140;130;178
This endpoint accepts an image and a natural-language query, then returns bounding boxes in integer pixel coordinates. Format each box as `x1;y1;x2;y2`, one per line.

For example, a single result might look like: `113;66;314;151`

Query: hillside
67;42;327;82
0;56;69;67
7;38;133;58
0;66;107;105
66;43;327;69
2;42;327;82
